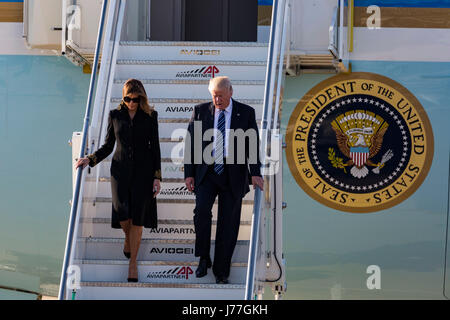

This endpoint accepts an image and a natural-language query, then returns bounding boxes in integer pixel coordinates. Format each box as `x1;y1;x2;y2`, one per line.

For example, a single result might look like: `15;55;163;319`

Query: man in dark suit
184;76;264;284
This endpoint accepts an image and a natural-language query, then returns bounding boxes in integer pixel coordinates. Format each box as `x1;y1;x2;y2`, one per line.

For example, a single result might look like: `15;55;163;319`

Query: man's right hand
185;177;195;192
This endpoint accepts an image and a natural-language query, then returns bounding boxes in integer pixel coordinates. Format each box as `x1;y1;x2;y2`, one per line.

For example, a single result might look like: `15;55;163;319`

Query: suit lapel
206;102;215;130
230;99;240;130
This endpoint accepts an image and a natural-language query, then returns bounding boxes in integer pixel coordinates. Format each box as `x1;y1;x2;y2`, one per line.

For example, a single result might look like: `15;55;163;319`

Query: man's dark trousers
193;164;243;278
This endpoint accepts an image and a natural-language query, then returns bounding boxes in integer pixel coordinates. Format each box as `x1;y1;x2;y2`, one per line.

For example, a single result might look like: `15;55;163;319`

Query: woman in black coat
76;79;161;282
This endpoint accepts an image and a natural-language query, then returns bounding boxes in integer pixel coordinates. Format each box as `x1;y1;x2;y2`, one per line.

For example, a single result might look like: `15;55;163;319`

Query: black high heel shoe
127;262;138;282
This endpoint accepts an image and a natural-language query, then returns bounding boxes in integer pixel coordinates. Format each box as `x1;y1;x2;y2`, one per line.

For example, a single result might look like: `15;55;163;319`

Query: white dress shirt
213;99;233;157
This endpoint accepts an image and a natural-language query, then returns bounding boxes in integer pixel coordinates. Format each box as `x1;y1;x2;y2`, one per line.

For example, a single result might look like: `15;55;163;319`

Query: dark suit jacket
184;99;261;199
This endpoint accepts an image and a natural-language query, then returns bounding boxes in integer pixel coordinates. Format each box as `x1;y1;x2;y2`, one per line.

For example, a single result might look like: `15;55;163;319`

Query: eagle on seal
332;126;388;178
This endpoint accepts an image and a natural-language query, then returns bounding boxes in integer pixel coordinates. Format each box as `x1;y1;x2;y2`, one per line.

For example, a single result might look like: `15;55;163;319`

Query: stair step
79;238;249;244
116;60;266;66
75;259;247;284
114;78;264;86
86;176;185;183
116;59;267;66
109;99;264;119
88;159;185;180
115;62;265;81
78;217;252;240
82;140;181;160
76;282;245;300
82;141;182;159
93;119;263;142
118;41;267;63
119;41;268;48
77;237;249;262
158;117;263;123
80;218;252;225
83;140;180;159
159;118;189;123
76;259;246;266
152;119;262;139
93;120;261;141
119;40;268;47
83;181;255;201
90;160;183;180
81;199;254;221
111;81;265;100
111;97;264;104
81;281;245;289
83;197;254;205
90;153;261;170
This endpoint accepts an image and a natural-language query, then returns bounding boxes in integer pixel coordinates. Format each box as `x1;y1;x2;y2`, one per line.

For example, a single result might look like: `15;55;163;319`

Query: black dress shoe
127;277;138;282
215;276;229;284
195;257;212;278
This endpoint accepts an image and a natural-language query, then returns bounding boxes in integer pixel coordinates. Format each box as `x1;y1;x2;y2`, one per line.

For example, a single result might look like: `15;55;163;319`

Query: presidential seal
285;72;434;213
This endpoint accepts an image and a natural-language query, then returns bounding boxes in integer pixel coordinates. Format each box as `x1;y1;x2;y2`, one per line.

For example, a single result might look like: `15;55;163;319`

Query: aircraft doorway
147;0;258;41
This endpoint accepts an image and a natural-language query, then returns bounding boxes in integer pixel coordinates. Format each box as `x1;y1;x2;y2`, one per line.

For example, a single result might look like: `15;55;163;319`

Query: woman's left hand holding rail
75;157;90;169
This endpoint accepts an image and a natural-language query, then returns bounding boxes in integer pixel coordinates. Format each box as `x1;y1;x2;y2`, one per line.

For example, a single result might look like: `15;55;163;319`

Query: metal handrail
263;0;289;287
95;1;123;148
339;0;345;61
61;0;67;55
58;0;109;300
245;0;285;300
93;0;125;200
272;1;289;131
328;5;339;58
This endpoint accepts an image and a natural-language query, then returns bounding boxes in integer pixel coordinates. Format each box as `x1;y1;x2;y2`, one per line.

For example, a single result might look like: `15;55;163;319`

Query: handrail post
348;0;354;53
245;0;283;300
273;0;289;130
339;0;344;61
91;0;125;200
62;0;67;55
58;0;109;300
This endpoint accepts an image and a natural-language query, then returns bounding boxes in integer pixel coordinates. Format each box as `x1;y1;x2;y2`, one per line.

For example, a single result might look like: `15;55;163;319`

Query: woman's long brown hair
121;78;153;115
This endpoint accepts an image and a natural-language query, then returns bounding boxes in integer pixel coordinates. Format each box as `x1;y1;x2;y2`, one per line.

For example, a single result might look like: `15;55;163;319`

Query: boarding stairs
69;35;268;301
60;0;291;300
